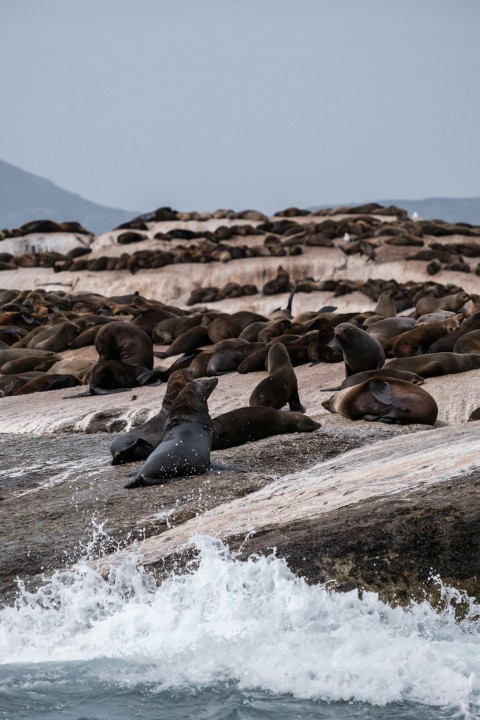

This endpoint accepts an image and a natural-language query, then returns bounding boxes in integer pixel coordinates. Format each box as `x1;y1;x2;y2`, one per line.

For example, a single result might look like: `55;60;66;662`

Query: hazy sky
2;0;479;213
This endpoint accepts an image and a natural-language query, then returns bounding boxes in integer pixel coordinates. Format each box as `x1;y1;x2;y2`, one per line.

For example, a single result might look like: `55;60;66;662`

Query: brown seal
427;311;480;353
207;311;268;343
415;291;470;318
334;323;385;377
12;374;81;395
249;343;305;412
366;317;415;345
340;368;425;388
125;377;218;488
454;330;480;354
87;321;154;394
373;290;397;318
212;407;320;449
390;318;459;358
322;377;438;424
385;352;480;378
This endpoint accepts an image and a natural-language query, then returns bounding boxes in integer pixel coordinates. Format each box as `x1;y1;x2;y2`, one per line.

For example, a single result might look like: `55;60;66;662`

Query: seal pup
249;343;305;412
322;377;438;425
334;323;385;377
125;377;218;488
110;369;194;465
212;406;320;450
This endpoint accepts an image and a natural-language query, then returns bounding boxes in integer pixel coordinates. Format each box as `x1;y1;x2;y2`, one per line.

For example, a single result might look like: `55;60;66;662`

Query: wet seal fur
323;377;438;424
110;368;194;465
249;343;305;412
212;406;320;450
125;377;218;488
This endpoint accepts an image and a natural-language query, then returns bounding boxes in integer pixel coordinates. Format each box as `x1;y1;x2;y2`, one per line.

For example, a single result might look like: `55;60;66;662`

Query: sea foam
0;535;479;715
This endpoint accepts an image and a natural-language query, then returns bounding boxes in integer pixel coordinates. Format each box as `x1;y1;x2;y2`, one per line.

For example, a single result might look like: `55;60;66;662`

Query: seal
322;377;438;424
249;343;305;412
334;323;385;376
339;368;425;388
427;311;480;353
415;291;470;318
373;289;397;318
385;352;480;378
125;377;218;488
454;329;480;354
390;318;459;358
110;368;194;465
207;311;268;344
366;317;415;345
212;406;320;450
87;321;154;394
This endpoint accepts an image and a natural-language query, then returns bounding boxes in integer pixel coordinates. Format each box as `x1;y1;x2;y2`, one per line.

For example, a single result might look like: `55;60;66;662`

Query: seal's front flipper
367;380;393;406
136;367;167;385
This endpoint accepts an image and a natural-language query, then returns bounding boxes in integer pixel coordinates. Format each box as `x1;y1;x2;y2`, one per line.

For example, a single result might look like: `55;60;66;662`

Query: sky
1;0;480;214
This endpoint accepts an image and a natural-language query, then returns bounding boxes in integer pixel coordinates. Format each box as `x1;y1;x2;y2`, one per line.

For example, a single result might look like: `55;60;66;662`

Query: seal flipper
124;475;145;489
288;386;306;413
136;366;167;385
111;437;154;465
367;379;394;406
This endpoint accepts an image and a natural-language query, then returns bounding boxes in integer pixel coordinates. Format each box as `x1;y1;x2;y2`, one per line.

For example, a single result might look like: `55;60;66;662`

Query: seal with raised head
125;377;218;488
249;343;305;412
334;323;385;377
110;368;194;465
322;377;438;424
212;406;320;450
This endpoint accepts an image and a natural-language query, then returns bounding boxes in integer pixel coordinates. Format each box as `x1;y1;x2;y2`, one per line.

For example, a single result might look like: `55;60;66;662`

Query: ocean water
1;535;479;720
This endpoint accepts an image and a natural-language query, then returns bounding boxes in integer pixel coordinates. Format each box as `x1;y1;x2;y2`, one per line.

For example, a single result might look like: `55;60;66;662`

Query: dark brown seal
212;407;320;449
110;368;194;465
125;377;218;488
322;377;438;424
385;352;480;378
249;343;305;412
87;321;154;394
334;323;385;377
390;318;459;358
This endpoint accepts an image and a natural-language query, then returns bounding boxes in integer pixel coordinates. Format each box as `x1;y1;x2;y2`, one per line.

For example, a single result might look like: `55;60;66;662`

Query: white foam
1;536;479;715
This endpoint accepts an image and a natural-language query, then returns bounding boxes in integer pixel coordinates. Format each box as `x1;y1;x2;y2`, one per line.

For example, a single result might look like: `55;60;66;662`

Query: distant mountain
0;159;138;234
376;197;480;225
312;197;480;225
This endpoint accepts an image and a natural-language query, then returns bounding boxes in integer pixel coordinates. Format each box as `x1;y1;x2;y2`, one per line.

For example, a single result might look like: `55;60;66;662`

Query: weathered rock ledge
92;423;480;607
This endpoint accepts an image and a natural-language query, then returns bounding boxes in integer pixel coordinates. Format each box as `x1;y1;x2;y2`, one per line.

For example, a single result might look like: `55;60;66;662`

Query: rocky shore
1;205;479;609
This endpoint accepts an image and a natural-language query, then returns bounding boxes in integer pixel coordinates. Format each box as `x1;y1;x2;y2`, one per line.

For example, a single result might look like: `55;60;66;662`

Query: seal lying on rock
125;377;218;488
110;368;194;465
322;377;438;424
212;406;320;450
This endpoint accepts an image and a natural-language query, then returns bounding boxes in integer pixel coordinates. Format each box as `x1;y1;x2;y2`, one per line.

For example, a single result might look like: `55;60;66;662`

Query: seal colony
2;202;480;611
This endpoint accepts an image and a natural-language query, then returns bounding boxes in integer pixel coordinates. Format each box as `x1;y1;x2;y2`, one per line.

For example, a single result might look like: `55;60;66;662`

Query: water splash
1;536;480;716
